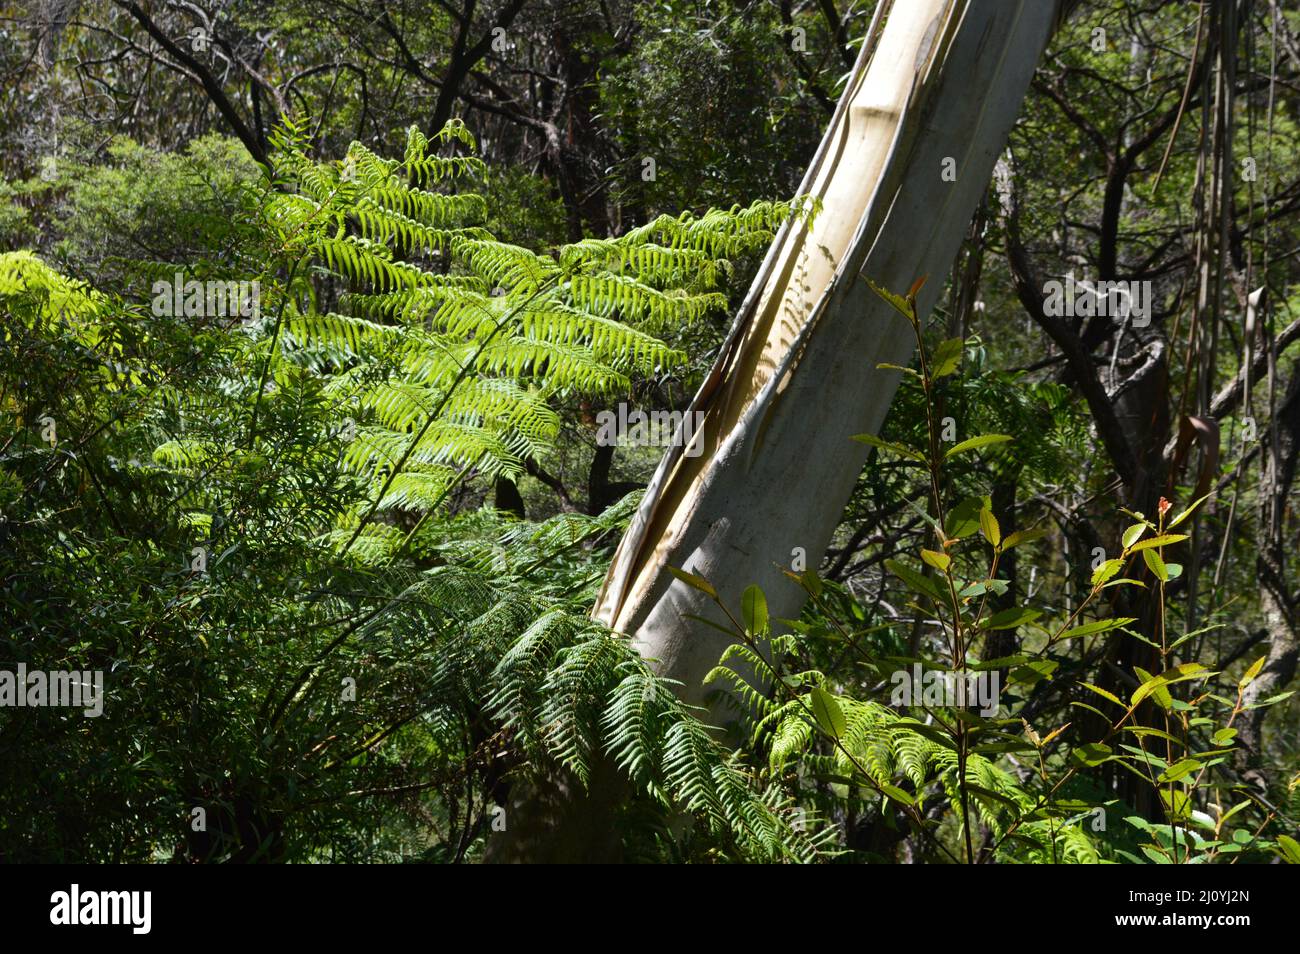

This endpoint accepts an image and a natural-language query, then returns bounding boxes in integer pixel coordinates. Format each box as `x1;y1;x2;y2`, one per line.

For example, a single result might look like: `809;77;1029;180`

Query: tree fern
0;132;826;862
241;120;806;561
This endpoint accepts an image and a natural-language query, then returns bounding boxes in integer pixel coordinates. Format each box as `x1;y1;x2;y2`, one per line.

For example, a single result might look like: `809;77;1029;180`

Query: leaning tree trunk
490;0;1068;862
594;0;1065;714
1239;360;1300;789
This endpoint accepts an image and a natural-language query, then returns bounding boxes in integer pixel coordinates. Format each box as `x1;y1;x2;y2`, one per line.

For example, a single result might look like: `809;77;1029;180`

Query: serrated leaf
1142;547;1168;582
1091;558;1123;587
1131;670;1170;708
866;278;915;322
1080;682;1123;706
1129;533;1188;553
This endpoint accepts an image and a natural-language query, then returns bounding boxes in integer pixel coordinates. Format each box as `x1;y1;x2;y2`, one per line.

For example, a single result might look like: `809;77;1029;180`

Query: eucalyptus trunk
595;0;1065;714
491;0;1068;862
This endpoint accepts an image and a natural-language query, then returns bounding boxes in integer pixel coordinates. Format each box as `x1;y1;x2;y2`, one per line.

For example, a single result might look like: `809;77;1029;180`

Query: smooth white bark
595;0;1061;710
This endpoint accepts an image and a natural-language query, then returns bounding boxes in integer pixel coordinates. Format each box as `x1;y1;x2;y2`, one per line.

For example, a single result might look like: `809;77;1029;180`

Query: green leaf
1219;800;1250;827
1160;787;1191;821
1129;533;1188;553
1132;663;1210;707
946;434;1012;460
1080;682;1123;707
1131;670;1170;708
1277;834;1300;864
666;565;717;599
810;686;846;739
684;614;743;639
1121;523;1147;549
1239;655;1267;692
1141;845;1173;864
968;783;1018;812
1125;727;1183;745
1244;690;1295;709
851;432;926;462
1091;558;1123;587
1142;547;1168;582
879;783;915;807
931;337;965;378
1071;743;1114;767
1167;493;1212;530
865;278;916;322
876;362;920;377
978;507;1002;547
1009;659;1058;686
984;607;1040;630
1158;758;1203;783
885;559;943;601
1001;527;1046;550
1057;617;1137;640
741;584;768;634
800;568;823;598
920;548;951;572
945;497;988;539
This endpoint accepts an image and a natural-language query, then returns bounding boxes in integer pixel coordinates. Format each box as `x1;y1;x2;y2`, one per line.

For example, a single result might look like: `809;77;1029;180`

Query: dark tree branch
114;1;269;167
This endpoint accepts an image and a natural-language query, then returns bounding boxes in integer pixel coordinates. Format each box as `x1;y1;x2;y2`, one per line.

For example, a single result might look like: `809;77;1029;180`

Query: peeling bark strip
595;0;1063;709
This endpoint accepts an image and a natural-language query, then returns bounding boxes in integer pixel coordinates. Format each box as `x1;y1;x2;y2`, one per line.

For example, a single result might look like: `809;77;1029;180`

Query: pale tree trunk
490;0;1069;862
1239;353;1300;789
594;0;1065;714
